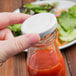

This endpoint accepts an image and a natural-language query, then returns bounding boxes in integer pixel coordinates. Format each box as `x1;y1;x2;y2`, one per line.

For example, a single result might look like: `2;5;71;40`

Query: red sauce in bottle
27;45;66;76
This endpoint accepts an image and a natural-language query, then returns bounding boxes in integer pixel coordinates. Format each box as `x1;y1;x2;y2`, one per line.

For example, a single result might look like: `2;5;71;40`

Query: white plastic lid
21;13;57;37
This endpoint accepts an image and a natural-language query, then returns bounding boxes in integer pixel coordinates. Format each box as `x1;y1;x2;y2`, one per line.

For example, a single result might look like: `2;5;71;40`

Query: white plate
14;9;20;13
14;0;76;50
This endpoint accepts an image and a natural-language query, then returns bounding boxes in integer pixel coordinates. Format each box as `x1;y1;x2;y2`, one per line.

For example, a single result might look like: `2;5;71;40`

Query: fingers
0;34;40;62
0;28;14;40
5;29;14;40
0;12;30;29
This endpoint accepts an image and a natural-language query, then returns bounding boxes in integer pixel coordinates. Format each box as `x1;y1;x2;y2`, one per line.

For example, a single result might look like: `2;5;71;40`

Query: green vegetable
34;9;48;13
8;24;21;36
58;11;76;32
23;2;58;14
24;4;50;10
57;24;68;37
57;24;76;42
69;5;76;17
58;5;76;42
59;29;76;42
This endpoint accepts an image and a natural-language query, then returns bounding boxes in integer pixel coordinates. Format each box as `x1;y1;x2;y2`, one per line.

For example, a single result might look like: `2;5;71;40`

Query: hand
0;13;40;65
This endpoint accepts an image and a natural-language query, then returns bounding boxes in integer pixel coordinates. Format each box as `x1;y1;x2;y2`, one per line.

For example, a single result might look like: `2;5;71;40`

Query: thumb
0;34;40;63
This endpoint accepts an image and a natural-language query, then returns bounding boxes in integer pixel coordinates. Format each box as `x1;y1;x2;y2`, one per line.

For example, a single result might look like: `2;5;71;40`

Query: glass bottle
26;31;66;76
21;13;66;76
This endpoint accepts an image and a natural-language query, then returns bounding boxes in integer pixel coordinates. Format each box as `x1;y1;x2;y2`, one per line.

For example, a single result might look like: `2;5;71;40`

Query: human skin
0;13;40;65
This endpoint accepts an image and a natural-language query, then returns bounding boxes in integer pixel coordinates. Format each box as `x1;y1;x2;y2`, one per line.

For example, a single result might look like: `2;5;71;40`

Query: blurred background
0;0;36;12
0;0;76;12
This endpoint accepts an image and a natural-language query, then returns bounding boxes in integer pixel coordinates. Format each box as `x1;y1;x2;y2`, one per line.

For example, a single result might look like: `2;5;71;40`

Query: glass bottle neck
28;31;57;53
27;31;59;63
32;31;56;48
